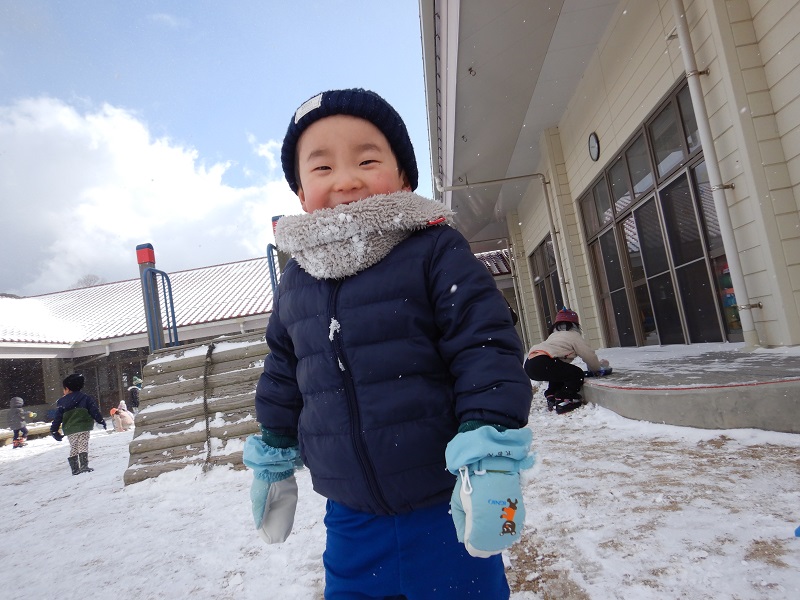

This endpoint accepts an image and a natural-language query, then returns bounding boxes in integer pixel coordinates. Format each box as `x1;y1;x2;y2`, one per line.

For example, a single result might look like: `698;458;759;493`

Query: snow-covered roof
0;257;274;347
475;249;511;276
1;249;509;356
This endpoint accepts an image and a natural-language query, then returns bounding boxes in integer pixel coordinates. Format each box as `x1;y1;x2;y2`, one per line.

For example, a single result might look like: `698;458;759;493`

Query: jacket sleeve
88;396;105;425
254;284;303;437
429;227;532;429
572;333;602;372
50;404;65;434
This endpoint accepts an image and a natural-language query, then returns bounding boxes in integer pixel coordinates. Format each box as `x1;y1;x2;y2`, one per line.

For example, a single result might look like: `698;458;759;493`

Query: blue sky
0;0;431;296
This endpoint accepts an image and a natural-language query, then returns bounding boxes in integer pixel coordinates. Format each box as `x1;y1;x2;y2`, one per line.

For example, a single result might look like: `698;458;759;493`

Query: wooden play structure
123;331;266;485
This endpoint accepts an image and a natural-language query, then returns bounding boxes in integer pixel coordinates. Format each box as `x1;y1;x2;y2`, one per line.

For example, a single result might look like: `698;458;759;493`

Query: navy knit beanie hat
63;373;85;392
281;88;418;193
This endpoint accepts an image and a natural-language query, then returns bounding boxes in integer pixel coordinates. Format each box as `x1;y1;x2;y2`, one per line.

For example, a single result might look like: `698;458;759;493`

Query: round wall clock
588;132;600;161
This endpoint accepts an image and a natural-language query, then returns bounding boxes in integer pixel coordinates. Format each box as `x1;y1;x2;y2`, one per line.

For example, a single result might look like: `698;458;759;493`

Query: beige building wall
515;0;800;348
513;181;548;347
701;0;800;344
505;215;541;350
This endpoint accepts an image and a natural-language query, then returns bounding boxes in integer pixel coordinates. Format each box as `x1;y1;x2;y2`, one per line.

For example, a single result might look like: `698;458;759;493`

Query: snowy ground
2;393;798;599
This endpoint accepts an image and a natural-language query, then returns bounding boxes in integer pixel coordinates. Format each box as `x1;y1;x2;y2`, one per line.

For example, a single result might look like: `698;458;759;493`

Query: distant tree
71;274;106;289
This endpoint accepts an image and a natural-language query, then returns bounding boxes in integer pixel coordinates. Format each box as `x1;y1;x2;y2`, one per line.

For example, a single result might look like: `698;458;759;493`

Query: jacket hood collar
274;192;453;280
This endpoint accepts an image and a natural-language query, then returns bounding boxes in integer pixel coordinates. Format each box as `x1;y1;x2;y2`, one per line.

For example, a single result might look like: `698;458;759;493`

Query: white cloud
0;97;302;297
147;13;183;28
247;134;281;173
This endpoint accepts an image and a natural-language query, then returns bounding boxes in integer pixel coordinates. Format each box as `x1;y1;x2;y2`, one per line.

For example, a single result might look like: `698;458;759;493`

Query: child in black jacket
50;373;106;475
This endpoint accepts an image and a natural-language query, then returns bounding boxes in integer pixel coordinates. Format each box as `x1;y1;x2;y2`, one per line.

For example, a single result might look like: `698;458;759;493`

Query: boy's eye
312;165;331;172
360;159;378;166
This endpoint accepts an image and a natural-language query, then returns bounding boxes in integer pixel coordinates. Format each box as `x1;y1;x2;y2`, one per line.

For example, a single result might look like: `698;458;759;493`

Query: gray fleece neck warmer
274;191;453;280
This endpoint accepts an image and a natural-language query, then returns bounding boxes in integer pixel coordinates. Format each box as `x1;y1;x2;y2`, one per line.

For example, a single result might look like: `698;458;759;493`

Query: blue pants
323;500;510;599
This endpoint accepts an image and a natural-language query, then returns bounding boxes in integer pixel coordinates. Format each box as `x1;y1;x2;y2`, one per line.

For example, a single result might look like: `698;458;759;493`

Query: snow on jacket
7;397;28;430
50;391;105;436
255;192;533;516
527;329;603;373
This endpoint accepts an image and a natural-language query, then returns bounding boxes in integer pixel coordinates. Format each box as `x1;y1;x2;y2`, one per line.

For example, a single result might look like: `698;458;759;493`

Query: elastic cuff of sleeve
458;420;508;434
260;425;298;449
254;468;294;483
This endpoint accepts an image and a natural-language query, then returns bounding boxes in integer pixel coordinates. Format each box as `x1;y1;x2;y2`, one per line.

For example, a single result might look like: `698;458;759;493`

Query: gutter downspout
435;173;568;304
671;0;761;349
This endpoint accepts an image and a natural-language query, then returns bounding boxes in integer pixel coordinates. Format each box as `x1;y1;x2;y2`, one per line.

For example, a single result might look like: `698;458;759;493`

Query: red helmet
554;308;580;326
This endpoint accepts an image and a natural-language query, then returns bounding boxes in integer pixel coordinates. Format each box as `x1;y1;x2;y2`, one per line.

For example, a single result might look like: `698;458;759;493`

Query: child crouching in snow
524;307;609;414
244;88;534;599
111;401;135;432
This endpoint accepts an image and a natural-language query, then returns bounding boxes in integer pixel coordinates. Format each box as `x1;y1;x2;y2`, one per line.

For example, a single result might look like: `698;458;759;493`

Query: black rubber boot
78;452;94;473
555;398;583;414
68;455;81;475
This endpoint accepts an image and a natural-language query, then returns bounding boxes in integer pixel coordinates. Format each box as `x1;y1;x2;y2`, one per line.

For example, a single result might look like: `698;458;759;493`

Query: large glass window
609;158;632;214
626;134;653;197
634;199;684;345
635;199;669;276
581;193;600;237
677;85;701;154
693;161;741;338
623;214;659;345
633;283;658;345
590;241;618;344
578;80;736;347
594;179;613;227
693;161;723;254
530;235;563;334
622;215;644;282
597;230;635;346
659;175;723;343
599;230;625;292
650;104;684;178
675;260;723;342
649;272;685;344
660;174;704;265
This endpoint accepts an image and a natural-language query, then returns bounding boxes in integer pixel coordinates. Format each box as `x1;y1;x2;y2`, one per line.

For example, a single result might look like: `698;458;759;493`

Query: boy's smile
295;114;411;213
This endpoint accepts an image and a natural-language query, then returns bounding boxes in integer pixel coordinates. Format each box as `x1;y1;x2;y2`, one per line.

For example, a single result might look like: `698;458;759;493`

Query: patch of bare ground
744;539;789;568
507;542;590;599
697;435;732;449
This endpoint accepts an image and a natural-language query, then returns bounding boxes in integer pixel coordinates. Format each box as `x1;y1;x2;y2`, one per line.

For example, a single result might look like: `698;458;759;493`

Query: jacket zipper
328;281;393;514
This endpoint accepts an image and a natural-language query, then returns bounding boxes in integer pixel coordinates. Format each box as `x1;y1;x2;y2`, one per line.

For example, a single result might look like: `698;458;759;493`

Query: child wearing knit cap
244;88;534;599
524;307;610;414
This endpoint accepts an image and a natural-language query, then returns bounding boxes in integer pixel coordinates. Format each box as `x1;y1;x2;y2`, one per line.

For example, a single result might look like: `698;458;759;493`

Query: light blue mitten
242;434;300;544
445;426;534;558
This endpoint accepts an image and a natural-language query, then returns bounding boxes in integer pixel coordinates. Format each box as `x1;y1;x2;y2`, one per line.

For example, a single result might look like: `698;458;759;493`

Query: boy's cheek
297;188;310;212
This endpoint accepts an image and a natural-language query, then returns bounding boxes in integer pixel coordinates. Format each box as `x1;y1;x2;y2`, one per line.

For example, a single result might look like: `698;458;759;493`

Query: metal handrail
142;267;179;350
267;244;279;301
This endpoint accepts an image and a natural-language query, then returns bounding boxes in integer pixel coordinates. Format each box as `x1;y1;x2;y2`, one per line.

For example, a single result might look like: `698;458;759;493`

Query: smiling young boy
245;88;534;599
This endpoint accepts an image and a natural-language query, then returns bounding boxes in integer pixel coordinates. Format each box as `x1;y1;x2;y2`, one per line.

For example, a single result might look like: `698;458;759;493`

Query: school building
418;0;800;353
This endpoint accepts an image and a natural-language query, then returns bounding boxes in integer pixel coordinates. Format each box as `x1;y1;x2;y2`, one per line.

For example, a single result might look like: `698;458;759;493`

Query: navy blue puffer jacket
255;224;532;515
51;391;105;436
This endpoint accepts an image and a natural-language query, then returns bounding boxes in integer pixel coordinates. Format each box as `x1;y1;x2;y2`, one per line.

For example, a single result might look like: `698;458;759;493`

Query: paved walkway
577;343;800;433
596;343;800;388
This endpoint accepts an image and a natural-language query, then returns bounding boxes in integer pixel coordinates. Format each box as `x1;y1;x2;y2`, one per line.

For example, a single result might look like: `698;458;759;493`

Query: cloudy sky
0;0;432;297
